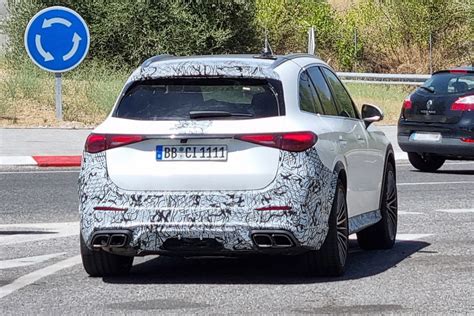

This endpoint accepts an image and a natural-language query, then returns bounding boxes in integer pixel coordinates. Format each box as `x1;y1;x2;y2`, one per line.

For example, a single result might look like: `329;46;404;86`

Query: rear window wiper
189;111;253;119
419;86;435;93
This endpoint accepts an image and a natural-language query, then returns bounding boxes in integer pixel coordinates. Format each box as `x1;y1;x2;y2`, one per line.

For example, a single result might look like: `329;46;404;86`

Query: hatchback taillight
235;132;317;152
402;97;412;110
451;95;474;112
85;134;145;153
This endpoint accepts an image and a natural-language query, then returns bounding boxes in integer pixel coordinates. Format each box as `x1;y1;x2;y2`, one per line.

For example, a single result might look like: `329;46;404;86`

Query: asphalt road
0;161;473;314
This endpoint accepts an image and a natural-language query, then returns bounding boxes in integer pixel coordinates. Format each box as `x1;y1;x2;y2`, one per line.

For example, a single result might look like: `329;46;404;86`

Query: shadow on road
433;169;474;175
103;239;430;285
410;169;474;175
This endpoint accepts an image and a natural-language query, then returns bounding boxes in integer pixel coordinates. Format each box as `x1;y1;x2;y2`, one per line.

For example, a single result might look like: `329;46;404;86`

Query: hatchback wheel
408;152;445;172
303;179;348;277
357;162;398;249
80;235;133;277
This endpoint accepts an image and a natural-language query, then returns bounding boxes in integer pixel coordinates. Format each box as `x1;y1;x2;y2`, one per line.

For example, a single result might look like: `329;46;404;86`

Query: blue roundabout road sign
24;6;90;73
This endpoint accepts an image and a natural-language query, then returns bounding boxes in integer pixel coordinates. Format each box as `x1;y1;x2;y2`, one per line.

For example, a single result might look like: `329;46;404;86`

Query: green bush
3;0;259;67
255;0;339;58
1;0;471;72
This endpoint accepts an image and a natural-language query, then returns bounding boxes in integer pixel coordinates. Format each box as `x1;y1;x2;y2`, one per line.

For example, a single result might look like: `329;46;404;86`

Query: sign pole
55;73;62;120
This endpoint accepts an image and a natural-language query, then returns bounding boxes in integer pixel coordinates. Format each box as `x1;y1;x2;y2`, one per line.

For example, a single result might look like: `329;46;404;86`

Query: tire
303;179;348;277
80;235;133;277
408;152;445;172
357;162;398;250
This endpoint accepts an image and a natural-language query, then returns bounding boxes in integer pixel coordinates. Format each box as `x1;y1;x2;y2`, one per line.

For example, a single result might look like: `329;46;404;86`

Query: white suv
79;54;397;277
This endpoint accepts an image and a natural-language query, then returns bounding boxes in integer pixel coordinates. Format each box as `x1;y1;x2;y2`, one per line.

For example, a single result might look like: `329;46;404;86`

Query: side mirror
361;103;384;127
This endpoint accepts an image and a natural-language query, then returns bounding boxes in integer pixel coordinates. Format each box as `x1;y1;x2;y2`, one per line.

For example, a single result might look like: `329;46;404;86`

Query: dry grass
328;0;360;11
0;57;128;127
346;83;414;125
0;57;410;127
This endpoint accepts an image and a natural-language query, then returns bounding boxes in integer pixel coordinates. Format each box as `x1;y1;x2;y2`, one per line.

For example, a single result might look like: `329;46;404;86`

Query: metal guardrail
337;72;430;85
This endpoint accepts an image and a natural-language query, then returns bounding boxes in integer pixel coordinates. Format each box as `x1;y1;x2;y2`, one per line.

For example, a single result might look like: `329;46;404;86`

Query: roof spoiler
141;54;173;68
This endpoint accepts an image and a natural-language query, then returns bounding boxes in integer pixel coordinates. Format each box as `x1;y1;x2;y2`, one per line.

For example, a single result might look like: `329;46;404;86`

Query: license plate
156;145;227;161
409;132;442;142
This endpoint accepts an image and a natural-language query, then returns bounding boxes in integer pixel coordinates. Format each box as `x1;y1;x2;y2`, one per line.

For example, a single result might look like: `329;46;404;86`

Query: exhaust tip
92;234;110;248
252;234;272;248
109;234;128;247
251;231;297;249
272;234;293;247
91;230;131;248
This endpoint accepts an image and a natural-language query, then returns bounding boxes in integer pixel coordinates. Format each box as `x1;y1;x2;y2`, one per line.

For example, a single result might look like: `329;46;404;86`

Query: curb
0;156;82;167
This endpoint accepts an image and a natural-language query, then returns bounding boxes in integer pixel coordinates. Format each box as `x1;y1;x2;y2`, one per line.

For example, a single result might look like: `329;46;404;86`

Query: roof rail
141;54;173;68
284;53;320;60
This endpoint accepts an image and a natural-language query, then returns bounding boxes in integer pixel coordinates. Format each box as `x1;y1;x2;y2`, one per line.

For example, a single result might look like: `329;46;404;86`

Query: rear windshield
114;78;284;120
421;72;474;95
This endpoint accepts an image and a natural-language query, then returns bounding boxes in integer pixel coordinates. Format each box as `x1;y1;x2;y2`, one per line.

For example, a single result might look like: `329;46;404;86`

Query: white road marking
0;222;79;245
0;252;66;270
435;208;474;214
0;156;37;166
398;211;424;215
0;255;81;299
395;152;408;161
350;233;432;241
398;181;474;186
396;233;433;241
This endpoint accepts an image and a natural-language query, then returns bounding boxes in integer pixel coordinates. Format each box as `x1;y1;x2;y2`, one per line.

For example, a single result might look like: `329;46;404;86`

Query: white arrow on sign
62;32;81;61
34;34;54;61
42;17;72;28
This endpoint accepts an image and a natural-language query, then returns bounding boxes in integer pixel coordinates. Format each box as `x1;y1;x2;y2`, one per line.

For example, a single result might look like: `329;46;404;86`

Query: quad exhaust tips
251;231;296;249
91;230;131;248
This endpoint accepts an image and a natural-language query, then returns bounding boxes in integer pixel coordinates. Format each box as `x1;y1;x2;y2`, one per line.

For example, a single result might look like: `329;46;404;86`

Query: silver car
79;54;398;277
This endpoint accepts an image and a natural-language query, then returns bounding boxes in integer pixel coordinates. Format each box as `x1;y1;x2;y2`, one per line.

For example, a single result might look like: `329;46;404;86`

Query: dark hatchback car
398;67;474;171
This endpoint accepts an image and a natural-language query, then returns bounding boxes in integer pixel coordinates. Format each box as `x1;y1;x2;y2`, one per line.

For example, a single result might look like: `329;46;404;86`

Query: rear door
105;78;284;191
404;71;474;124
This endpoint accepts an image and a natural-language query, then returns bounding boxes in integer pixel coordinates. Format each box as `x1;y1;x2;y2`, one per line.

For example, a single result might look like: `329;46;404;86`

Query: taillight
85;134;107;153
449;69;468;74
108;135;144;148
460;137;474;143
451;95;474;112
255;205;292;211
85;134;145;153
236;132;317;152
402;97;412;110
93;206;128;211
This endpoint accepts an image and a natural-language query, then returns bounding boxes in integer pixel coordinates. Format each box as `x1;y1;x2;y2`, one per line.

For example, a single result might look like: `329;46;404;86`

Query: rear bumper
79;150;337;255
398;120;474;158
398;135;474;158
89;228;308;256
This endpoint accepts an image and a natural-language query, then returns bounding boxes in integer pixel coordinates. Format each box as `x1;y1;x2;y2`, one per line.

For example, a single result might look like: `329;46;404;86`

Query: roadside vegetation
0;54;411;126
0;55;129;126
0;0;470;126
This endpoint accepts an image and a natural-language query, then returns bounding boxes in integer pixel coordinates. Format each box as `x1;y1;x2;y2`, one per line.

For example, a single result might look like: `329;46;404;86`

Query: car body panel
405;90;464;124
79;54;392;255
79;148;337;253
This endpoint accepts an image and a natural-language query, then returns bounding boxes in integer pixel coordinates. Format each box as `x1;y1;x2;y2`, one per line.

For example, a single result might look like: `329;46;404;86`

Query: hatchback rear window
114;78;284;120
421;72;474;95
